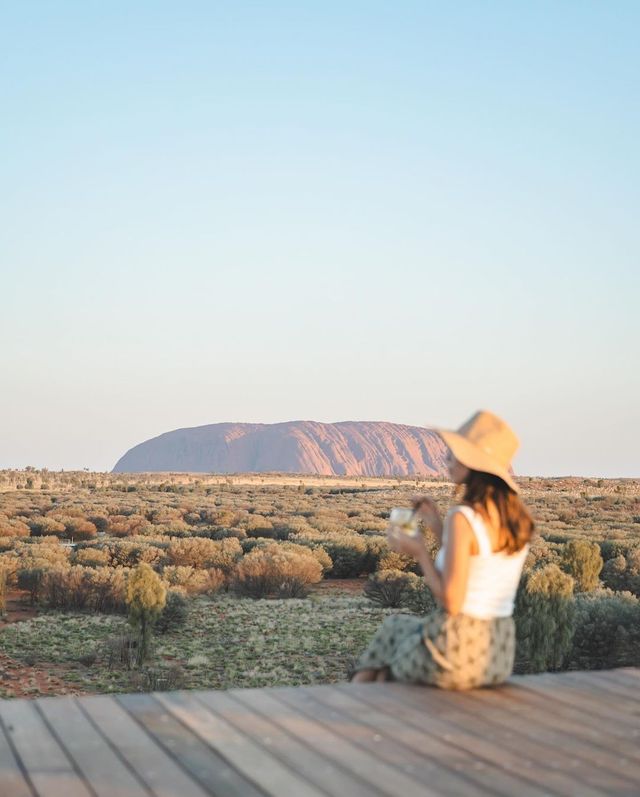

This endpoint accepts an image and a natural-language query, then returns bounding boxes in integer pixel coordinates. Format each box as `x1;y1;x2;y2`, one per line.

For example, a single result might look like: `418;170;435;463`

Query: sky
1;1;639;477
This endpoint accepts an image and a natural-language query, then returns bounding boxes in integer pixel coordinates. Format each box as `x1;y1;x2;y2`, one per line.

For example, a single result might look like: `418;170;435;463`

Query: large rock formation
112;421;449;476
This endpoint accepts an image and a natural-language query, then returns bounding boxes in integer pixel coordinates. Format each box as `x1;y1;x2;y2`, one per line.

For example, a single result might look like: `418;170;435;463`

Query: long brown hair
459;470;534;554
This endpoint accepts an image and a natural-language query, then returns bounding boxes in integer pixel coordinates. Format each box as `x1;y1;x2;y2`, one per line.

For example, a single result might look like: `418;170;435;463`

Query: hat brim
436;428;520;494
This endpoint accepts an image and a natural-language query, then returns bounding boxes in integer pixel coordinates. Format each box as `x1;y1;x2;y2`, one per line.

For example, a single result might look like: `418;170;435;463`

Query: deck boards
0;668;638;797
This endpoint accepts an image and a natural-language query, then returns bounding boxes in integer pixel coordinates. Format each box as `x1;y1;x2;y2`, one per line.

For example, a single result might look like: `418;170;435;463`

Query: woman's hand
386;525;427;560
411;495;444;542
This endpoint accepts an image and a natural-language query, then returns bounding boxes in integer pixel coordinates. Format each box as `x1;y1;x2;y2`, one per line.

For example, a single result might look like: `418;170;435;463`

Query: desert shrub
377;550;417;573
243;514;275;537
86;566;129;612
0;513;30;538
102;540;166;568
364;569;411;608
600;540;636;561
601;549;640;596
167;537;242;572
0;567;7;615
17;568;46;604
132;664;186;691
156;588;190;633
233;544;322;598
162;565;226;595
28;516;66;537
318;536;370;578
515;564;576;673
15;540;70;570
569;590;640;669
74;547;110;568
17;565;128;612
126;563;167;663
107;514;149;537
106;632;141;670
241;539;333;575
561;539;603;592
365;569;436;614
88;513;109;533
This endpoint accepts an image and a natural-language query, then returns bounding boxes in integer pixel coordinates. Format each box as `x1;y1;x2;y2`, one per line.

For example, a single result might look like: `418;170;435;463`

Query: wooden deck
0;668;638;797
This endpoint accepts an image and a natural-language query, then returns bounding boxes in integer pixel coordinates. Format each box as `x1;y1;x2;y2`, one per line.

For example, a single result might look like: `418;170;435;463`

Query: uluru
112;421;450;477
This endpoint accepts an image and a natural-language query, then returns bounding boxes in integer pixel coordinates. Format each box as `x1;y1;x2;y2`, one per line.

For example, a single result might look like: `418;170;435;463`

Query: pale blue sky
2;2;638;476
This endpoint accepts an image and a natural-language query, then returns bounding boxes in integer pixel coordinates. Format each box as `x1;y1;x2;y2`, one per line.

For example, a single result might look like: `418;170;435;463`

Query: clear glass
389;507;419;536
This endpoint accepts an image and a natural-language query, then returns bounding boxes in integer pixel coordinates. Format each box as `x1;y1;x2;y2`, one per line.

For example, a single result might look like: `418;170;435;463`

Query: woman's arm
388;510;473;615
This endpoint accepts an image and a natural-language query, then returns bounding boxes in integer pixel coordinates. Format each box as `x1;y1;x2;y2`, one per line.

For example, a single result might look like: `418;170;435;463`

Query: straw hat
435;410;520;493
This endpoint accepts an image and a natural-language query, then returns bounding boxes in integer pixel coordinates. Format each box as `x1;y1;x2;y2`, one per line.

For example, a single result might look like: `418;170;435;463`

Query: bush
233;544;322;598
601;549;640;596
318;536;369;578
0;567;7;616
74;548;110;568
364;569;408;607
242;539;333;575
569;590;640;669
102;540;166;568
0;513;30;538
156;588;190;633
18;565;128;612
162;565;226;595
561;540;603;592
364;569;436;614
515;564;575;673
17;567;47;604
167;537;242;572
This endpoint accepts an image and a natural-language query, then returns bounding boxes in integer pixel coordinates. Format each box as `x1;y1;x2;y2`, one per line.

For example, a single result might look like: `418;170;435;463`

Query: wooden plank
242;686;434;797
395;684;615;797
513;674;640;732
598;668;640;691
502;681;640;762
418;685;640;795
118;693;266;797
349;682;607;797
0;699;93;797
37;697;150;797
197;689;377;797
464;685;640;782
0;718;34;797
306;683;530;797
78;695;210;797
155;690;327;797
561;671;640;703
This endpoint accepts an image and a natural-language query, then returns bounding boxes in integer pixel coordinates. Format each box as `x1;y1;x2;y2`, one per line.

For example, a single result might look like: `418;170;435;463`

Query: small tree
561;540;603;592
126;563;166;664
515;564;576;673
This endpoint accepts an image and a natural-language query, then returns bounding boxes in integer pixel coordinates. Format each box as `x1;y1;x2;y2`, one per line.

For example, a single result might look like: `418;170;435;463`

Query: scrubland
0;469;638;697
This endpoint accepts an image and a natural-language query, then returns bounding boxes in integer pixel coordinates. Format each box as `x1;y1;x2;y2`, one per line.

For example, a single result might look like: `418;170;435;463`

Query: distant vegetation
0;469;638;697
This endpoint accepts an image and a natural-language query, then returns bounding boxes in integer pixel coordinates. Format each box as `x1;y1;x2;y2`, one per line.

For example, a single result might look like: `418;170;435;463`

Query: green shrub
364;569;409;608
569;590;640;669
156;588;190;634
601;549;640;596
515;564;576;673
319;536;369;578
365;569;436;614
561;539;603;592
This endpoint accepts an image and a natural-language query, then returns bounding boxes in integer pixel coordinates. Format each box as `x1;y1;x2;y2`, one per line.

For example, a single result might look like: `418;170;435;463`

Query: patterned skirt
354;608;515;690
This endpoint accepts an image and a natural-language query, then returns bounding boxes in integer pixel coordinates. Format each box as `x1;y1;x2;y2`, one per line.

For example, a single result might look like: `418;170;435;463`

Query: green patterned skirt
354;608;515;690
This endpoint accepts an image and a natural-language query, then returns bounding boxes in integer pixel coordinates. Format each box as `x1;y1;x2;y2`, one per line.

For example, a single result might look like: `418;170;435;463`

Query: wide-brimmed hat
434;410;520;493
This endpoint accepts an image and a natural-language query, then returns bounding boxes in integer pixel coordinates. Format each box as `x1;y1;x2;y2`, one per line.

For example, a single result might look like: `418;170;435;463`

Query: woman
351;410;534;690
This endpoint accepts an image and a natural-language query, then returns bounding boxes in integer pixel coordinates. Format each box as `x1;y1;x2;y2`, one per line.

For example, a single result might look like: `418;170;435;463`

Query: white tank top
434;505;528;619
